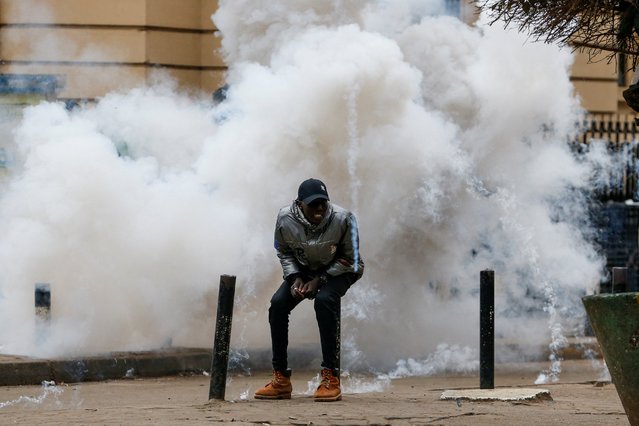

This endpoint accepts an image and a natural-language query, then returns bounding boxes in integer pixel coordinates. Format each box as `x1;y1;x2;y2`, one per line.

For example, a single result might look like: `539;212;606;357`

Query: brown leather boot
313;368;342;402
254;369;292;399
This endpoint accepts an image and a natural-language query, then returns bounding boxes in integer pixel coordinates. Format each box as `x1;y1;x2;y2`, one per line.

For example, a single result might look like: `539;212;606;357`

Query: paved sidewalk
0;360;627;425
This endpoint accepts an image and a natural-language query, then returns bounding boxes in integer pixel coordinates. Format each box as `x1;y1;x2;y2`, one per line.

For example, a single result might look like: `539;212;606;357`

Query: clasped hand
291;277;319;300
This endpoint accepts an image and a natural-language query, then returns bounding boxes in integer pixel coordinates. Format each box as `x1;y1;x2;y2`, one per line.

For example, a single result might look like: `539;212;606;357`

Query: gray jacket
274;201;364;281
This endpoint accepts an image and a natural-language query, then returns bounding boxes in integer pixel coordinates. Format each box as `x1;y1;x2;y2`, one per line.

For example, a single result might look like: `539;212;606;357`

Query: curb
496;337;602;362
0;348;211;386
0;338;603;386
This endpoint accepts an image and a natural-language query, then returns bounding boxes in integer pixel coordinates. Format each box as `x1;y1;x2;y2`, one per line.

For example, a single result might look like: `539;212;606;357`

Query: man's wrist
318;273;329;286
286;273;302;285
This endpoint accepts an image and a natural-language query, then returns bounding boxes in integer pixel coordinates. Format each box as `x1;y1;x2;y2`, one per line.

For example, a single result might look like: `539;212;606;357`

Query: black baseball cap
298;178;329;204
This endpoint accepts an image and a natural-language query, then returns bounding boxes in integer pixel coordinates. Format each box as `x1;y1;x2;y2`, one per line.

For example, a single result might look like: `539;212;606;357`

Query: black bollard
208;275;236;400
35;283;51;323
480;270;494;389
336;298;341;374
612;267;628;293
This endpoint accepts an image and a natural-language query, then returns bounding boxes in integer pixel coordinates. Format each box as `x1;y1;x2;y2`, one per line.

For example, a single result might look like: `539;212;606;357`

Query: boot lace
320;368;334;388
274;370;286;384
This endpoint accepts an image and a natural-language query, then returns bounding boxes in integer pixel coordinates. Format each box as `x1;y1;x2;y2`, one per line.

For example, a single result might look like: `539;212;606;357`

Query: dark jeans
268;273;359;372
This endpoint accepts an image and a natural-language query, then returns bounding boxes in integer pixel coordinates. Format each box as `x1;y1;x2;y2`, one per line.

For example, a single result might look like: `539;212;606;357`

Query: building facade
0;0;225;101
0;0;631;117
572;50;632;115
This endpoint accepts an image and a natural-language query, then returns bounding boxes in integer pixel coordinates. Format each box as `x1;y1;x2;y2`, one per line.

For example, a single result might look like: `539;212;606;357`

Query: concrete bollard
583;293;639;425
208;275;236;401
480;270;494;389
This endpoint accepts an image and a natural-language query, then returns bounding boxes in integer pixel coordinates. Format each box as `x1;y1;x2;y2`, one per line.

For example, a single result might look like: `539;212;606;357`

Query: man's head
298;178;329;204
297;178;329;225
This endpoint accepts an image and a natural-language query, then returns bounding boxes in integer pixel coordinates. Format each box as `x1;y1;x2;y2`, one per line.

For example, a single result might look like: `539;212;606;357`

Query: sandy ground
0;360;629;425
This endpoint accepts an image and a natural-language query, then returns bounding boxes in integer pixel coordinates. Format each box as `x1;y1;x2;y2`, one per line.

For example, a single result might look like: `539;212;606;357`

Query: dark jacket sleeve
275;215;302;281
325;212;364;277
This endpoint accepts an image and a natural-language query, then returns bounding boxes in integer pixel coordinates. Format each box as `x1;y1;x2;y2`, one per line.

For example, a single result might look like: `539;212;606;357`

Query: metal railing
572;114;639;201
575;114;638;144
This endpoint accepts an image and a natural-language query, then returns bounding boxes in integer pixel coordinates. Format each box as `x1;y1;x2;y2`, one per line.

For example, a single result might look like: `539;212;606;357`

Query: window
445;0;461;17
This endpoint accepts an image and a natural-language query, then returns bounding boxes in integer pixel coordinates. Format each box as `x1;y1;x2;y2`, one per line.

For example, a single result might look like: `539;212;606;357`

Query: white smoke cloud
0;0;608;380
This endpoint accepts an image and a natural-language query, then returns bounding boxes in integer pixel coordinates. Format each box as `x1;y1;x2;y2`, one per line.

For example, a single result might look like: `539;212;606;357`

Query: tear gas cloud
0;0;611;378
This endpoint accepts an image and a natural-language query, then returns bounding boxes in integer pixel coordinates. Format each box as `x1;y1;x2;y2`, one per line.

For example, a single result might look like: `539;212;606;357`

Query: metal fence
573;115;639;292
576;114;639;144
593;203;639;293
572;114;639;201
